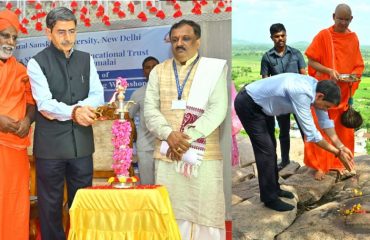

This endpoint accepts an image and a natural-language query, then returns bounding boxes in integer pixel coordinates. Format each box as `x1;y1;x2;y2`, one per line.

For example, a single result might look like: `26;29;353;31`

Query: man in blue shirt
234;73;354;211
261;23;306;170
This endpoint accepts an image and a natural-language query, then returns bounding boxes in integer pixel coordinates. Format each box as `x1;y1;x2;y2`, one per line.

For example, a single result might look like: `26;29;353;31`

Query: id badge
171;99;187;110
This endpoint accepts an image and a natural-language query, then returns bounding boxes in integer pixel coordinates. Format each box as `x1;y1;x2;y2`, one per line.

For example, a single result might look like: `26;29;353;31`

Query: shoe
278;162;289;171
278;190;294;199
264;199;295;212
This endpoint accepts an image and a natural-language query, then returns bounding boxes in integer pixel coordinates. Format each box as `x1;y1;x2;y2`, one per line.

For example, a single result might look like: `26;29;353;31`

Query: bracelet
335;148;342;158
71;106;81;122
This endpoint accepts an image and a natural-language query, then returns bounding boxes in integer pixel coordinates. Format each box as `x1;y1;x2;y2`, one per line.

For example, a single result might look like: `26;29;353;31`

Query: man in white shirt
234;73;354;212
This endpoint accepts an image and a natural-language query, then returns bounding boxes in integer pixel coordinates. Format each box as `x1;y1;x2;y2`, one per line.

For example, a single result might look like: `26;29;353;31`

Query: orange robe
304;26;364;173
0;56;35;240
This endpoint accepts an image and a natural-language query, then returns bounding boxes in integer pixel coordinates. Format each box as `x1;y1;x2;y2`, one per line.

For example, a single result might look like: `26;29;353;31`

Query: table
67;185;181;240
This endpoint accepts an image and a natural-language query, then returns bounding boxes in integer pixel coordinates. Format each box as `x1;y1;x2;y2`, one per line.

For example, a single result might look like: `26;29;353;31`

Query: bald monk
0;10;35;240
304;3;364;180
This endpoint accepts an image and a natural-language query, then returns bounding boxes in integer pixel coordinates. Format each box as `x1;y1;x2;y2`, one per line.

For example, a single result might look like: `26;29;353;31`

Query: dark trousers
234;89;280;203
36;156;93;240
277;113;305;165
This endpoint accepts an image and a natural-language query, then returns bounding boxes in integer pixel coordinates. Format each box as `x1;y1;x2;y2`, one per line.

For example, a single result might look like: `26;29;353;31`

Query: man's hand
0;115;19;134
167;131;191;153
337;148;355;172
40;110;55;120
15;117;31;138
74;106;97;126
328;69;340;81
166;148;183;161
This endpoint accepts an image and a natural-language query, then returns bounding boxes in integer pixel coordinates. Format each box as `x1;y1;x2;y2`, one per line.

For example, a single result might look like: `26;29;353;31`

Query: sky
232;0;370;45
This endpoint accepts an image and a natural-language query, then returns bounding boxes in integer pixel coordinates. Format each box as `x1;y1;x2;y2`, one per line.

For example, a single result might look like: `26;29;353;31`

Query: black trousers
234;89;280;203
36;155;93;240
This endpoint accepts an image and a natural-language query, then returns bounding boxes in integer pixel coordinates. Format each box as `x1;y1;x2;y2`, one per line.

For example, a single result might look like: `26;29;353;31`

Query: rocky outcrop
233;133;370;240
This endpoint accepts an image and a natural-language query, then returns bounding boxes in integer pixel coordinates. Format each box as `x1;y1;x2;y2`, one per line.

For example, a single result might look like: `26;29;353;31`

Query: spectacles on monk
0;32;17;42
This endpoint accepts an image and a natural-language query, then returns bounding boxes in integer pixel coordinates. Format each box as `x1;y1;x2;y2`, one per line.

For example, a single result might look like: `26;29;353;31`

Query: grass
232;47;370;152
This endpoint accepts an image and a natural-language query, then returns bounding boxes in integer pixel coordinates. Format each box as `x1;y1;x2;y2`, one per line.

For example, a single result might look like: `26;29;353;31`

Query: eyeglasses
0;32;17;41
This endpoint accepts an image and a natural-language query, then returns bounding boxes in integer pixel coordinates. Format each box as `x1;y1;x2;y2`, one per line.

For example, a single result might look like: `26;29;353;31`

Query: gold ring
176;148;181;152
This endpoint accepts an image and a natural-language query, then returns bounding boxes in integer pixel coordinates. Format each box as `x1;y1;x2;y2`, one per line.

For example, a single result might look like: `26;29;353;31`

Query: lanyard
172;55;200;100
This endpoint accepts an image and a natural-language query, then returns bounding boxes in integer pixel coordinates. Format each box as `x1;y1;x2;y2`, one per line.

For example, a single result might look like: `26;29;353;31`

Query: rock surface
233;133;370;240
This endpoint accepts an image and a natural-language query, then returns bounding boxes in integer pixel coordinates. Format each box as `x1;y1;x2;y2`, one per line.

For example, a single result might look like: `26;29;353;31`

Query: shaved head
335;4;352;16
333;3;353;33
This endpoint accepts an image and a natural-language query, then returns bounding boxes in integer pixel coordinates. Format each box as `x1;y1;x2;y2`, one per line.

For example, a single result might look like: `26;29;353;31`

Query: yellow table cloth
67;185;181;240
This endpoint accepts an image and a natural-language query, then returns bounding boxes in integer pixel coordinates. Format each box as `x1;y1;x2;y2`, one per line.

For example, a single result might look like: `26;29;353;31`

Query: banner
14;25;172;101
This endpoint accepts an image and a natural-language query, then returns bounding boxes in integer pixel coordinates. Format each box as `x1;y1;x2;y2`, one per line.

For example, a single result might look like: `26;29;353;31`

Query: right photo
231;0;370;239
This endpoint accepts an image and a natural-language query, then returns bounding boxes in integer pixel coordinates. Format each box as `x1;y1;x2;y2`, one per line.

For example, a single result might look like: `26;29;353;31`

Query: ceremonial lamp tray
108;176;140;189
337;74;361;82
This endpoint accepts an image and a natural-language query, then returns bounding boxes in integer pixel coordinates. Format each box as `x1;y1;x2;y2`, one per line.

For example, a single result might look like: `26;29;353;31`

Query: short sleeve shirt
260;46;306;76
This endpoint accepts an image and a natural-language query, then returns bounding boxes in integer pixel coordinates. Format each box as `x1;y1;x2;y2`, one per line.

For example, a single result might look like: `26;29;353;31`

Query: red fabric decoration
104;20;111;26
14;8;22;15
149;7;158;14
21;18;29;25
137;11;147;22
51;2;56;8
72;9;76;14
214;7;221;14
114;1;121;7
112;7;120;14
90;0;98;6
192;7;202;15
27;0;36;3
97;5;105;13
84;19;91;27
36;12;47;19
193;2;201;9
80;14;85;21
118;10;126;19
96;11;104;18
30;15;37;21
80;6;88;15
6;2;13;10
102;15;109;22
146;1;152;7
156;10;165;19
225;6;232;12
35;3;42;10
218;1;225;8
173;10;182;18
70;1;78;9
174;3;181;10
200;0;208;6
35;22;43;31
20;25;28;34
128;2;135;13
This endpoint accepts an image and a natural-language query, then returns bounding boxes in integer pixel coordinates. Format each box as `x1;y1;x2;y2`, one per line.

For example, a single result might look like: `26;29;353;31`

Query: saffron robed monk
0;9;36;240
303;3;364;180
144;20;228;240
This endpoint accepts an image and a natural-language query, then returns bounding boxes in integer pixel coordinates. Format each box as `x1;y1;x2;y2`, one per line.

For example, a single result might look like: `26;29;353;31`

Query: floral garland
111;119;133;176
